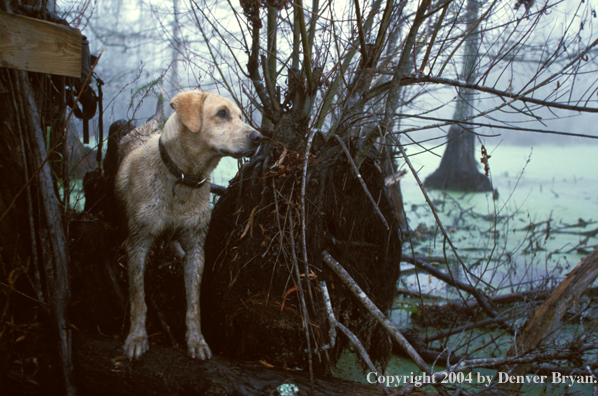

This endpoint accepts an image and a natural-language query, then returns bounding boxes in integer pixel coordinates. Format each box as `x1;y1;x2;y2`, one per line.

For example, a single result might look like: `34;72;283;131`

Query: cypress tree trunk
424;0;492;192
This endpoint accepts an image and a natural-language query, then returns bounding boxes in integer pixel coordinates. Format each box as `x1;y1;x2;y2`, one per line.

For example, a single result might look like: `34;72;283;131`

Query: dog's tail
148;88;165;123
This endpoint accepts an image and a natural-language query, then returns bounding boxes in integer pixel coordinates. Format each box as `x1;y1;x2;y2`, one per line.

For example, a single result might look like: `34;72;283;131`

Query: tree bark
17;70;75;396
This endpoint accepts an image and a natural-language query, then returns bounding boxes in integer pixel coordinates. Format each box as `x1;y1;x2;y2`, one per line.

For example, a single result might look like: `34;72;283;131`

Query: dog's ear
170;91;207;133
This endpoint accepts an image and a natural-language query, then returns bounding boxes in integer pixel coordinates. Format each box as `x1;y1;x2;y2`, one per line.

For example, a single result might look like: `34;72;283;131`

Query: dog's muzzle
231;129;264;158
249;130;263;144
220;129;264;158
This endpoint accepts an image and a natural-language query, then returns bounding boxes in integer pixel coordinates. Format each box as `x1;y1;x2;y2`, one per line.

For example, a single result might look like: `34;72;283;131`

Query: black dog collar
158;137;206;196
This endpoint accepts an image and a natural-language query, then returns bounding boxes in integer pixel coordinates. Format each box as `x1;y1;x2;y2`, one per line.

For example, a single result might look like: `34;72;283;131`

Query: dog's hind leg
124;232;153;360
179;231;212;360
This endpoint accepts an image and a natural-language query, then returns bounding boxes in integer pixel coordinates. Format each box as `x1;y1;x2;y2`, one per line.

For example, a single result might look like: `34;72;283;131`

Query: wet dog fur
116;90;263;360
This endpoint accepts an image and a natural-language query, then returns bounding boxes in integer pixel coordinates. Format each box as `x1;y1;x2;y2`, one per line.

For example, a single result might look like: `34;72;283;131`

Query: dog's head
170;91;263;158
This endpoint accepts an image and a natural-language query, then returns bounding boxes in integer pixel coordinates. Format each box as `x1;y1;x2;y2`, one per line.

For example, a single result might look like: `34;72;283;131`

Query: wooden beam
0;11;81;78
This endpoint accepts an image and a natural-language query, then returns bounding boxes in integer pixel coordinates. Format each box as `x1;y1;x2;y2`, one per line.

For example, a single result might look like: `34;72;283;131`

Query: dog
115;90;263;360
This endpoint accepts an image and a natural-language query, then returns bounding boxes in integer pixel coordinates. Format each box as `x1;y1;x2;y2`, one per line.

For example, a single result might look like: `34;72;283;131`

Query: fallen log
483;247;598;394
72;333;388;396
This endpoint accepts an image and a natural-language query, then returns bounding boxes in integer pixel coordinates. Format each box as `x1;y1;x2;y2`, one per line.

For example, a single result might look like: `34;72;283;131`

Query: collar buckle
159;137;207;196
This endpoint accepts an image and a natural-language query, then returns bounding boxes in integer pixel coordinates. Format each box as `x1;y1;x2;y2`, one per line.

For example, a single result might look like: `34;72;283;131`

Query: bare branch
318;282;389;395
352;0;431;168
404;256;499;318
289;215;315;394
294;0;314;93
393;138;499;318
352;0;368;64
368;73;598;113
391;111;598;140
321;250;432;375
331;134;389;230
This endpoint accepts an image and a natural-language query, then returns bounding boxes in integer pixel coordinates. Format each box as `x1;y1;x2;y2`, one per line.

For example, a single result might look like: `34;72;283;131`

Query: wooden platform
0;11;81;77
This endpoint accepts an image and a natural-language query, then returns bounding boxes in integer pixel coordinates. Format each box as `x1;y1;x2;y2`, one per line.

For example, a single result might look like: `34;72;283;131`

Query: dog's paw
124;330;149;360
187;334;212;360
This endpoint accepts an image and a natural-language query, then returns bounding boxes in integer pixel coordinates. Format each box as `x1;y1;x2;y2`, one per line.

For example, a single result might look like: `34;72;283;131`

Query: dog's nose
250;130;264;143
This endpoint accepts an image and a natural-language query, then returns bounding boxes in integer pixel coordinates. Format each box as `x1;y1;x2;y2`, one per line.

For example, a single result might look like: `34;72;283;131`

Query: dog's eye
217;109;227;118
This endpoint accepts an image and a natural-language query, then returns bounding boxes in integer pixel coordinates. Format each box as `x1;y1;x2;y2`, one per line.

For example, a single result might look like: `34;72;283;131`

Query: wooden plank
0;11;81;78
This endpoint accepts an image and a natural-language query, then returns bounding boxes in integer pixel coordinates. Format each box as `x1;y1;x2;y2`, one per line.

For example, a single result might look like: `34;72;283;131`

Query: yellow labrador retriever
116;90;263;360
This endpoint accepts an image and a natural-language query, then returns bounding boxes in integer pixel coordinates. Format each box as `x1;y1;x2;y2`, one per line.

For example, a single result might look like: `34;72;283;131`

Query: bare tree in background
424;0;492;192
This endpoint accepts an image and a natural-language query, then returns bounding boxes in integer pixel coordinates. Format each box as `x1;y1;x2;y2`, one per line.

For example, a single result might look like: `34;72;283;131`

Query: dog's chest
165;187;211;230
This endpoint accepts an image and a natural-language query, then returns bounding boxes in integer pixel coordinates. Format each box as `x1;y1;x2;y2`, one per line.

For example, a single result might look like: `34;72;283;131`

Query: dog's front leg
124;234;152;360
181;237;212;360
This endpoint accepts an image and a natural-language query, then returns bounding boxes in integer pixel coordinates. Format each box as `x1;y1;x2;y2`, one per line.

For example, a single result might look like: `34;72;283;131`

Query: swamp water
335;143;598;394
398;143;597;306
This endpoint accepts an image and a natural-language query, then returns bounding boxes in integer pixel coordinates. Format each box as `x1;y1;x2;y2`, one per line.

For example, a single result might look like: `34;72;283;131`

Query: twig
189;0;249;114
272;177;283;247
289;215;315;395
352;0;368;64
330;135;389;230
315;0;384;131
395;140;498;318
425;316;515;343
382;0;431;127
318;281;336;348
260;54;280;112
243;3;275;116
495;247;598;391
352;0;416;166
406;256;497;317
301;129;318;304
388;111;598;141
210;183;227;196
149;295;178;350
452;347;598;371
321;250;431;374
419;2;449;72
0;281;48;305
294;0;314;92
336;321;390;394
318;281;389;395
370;0;396;64
390;384;417;396
380;73;598;114
396;288;452;302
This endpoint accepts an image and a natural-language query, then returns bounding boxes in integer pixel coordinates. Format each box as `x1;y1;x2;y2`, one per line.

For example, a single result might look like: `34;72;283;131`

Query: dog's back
118;118;161;160
118;92;166;160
